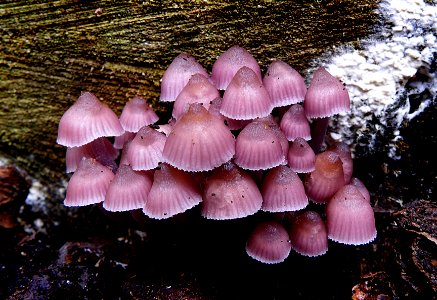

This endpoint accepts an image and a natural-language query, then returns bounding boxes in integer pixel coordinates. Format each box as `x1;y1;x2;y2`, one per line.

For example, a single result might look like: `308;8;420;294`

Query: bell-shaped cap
125;126;167;171
66;137;118;173
201;162;263;220
287;138;316;173
329;141;353;184
57;92;124;147
235;120;284;170
211;45;262;90
261;165;308;212
304;67;350;119
280;104;311;141
163;103;235;172
143;164;202;219
246;221;291;264
64;158;114;207
160;53;208;102
103;164;153;212
288;210;328;257
220;67;273;120
263;60;307;107
119;96;159;132
326;184;377;245
304;151;345;204
172;74;220;120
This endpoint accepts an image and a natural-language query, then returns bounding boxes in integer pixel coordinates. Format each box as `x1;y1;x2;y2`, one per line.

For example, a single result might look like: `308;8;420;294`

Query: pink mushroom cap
172;73;220;120
119;96;159;132
201;162;263;220
246;221;291;264
304;151;345;204
288;210;328;257
160;53;208;102
263;60;307;107
326;184;377;245
143;164;202;219
304;67;350;119
163;103;235;172
125;126;167;171
103;164;153;212
57;92;124;147
287;138;316;173
235;120;285;170
64;158;115;207
211;45;262;90
220;66;273;120
261;165;308;212
279;104;311;141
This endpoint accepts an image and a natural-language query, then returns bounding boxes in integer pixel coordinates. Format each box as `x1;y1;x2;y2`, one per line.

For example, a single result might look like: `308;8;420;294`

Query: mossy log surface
0;0;379;183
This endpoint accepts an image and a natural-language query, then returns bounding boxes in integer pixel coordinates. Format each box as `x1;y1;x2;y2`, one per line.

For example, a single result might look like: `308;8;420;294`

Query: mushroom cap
103;164;153;212
211;45;262;90
220;67;273;120
201;162;263;220
57;92;124;147
304;67;350;119
304;151;345;204
143;164;202;219
287;138;316;173
261;165;308;212
280;104;311;141
246;221;291;264
66;137;118;173
235;120;285;170
329;141;353;184
263;60;307;107
64;158;114;207
350;177;371;202
288;210;328;257
172;73;220;120
163;103;235;172
119;96;159;132
160;53;208;102
326;184;377;245
125;126;167;171
208;97;251;130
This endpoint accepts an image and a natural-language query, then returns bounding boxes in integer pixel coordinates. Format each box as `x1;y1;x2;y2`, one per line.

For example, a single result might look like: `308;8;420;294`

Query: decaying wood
0;0;379;182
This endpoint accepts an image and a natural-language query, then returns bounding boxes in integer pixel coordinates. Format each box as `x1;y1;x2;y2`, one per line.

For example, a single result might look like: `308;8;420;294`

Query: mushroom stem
309;117;329;154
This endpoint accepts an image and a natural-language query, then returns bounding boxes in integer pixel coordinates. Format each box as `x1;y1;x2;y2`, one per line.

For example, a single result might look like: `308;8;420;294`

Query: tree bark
0;0;379;182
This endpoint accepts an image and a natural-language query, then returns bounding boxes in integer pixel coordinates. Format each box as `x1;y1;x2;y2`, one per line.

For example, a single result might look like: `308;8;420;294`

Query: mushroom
172;73;220;120
103;164;153;212
201;162;263;220
287;137;316;173
234;120;285;170
288;210;328;257
246;221;291;264
304;150;345;204
211;45;262;90
57;92;124;147
160;53;208;102
163;103;235;172
119;96;159;132
261;165;308;212
326;184;377;245
304;67;350;153
221;66;273;120
143;163;202;219
263;60;307;107
279;104;311;142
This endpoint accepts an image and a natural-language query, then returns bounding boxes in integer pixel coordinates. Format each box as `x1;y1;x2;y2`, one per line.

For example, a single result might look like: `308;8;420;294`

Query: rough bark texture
0;0;379;182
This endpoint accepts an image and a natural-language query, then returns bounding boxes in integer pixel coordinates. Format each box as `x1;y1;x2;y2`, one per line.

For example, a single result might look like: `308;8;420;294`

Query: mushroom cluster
57;46;376;264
